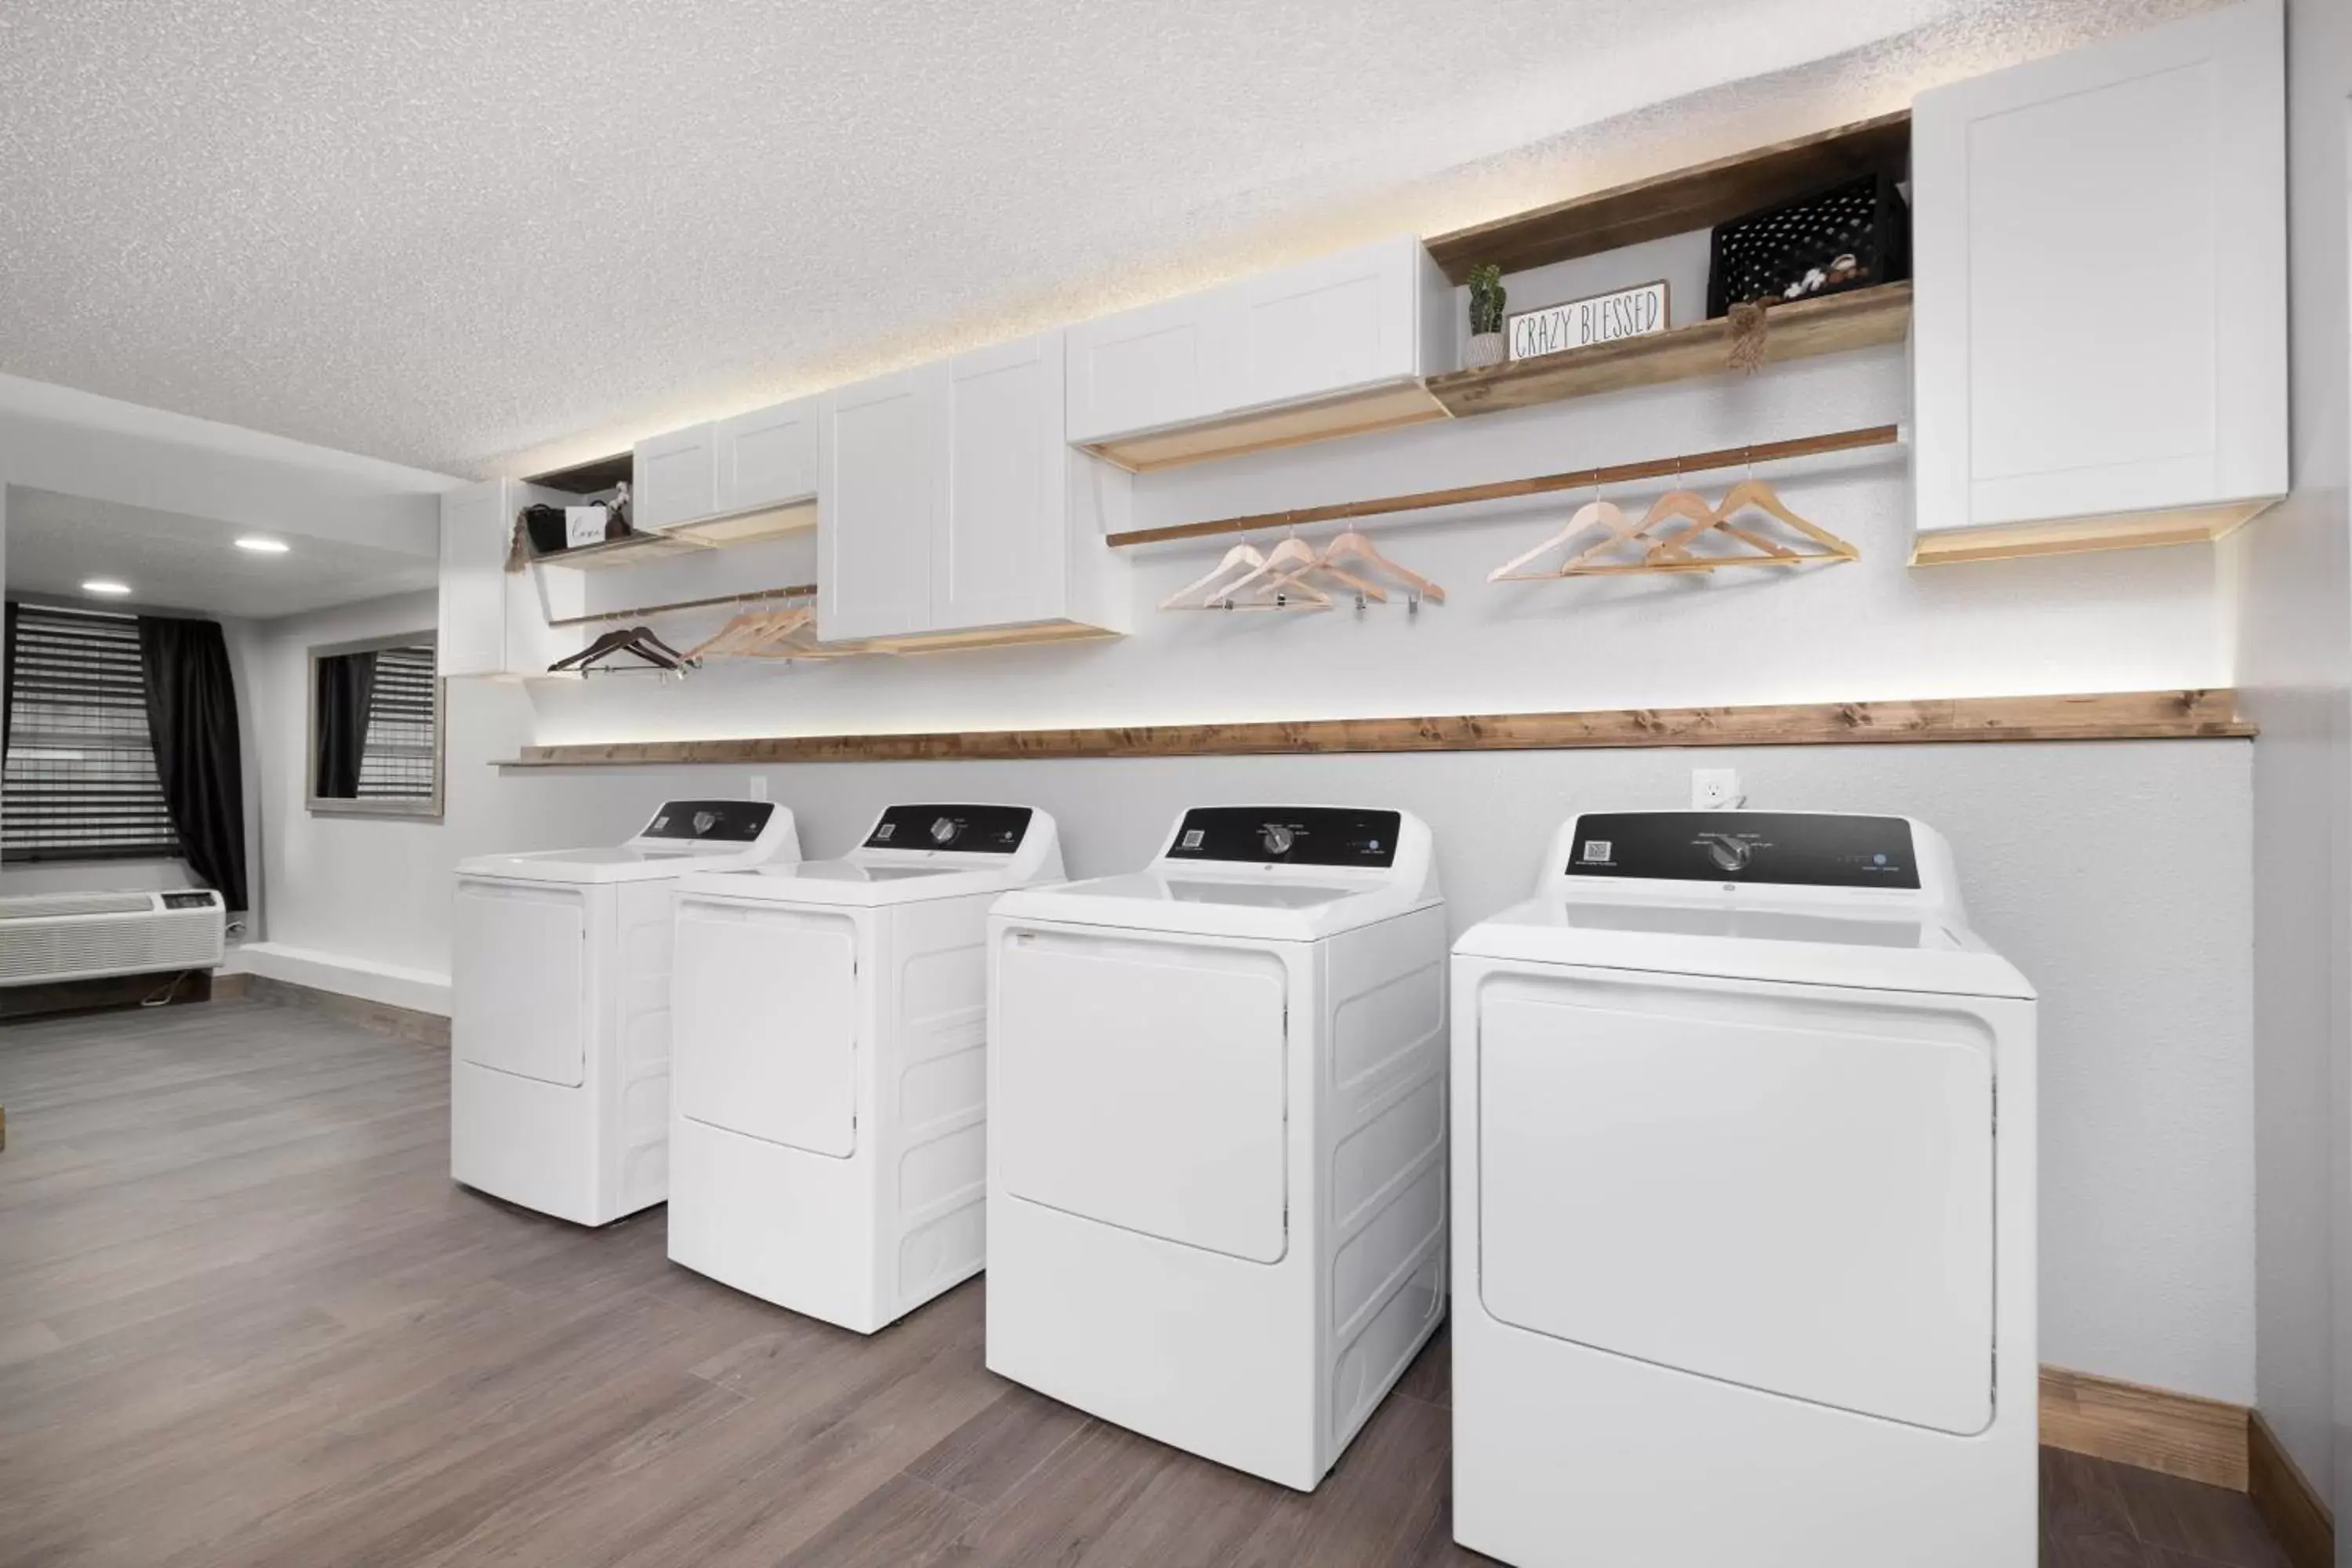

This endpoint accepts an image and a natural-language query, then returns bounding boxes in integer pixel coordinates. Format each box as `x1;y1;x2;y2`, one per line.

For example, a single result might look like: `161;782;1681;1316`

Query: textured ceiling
2;488;438;619
0;0;2207;480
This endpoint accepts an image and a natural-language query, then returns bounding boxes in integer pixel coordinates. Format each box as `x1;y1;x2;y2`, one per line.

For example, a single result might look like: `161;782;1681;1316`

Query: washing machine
666;804;1062;1333
450;799;800;1226
1450;810;2037;1568
987;805;1448;1491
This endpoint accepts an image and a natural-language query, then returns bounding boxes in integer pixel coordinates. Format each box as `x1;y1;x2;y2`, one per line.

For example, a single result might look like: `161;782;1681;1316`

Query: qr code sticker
1582;840;1613;862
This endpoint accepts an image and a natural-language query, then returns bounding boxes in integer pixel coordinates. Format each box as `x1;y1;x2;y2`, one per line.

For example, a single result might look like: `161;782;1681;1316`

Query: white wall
2232;0;2352;1512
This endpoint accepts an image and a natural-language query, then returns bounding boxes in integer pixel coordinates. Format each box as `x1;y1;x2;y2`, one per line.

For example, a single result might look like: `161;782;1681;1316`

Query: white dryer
987;806;1448;1491
1451;811;2037;1568
451;800;800;1226
667;804;1062;1333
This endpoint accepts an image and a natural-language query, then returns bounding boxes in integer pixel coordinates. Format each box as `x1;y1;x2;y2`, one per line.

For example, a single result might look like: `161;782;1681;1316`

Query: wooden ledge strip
501;689;2250;768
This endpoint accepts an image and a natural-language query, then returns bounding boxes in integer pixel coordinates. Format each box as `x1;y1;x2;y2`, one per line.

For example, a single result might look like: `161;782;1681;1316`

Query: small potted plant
1465;263;1508;369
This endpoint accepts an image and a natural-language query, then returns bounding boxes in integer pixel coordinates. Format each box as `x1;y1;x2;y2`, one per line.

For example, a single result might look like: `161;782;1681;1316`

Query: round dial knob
1701;833;1751;873
1260;823;1296;857
929;817;960;846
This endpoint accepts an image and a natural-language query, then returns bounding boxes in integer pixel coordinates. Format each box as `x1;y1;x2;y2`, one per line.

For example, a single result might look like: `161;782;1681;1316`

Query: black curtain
2;602;17;764
313;652;376;800
136;616;249;912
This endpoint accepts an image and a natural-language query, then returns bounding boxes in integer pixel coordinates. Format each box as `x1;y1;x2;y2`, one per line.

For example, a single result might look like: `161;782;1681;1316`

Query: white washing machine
987;806;1448;1491
1451;811;2037;1568
666;804;1063;1333
451;799;800;1226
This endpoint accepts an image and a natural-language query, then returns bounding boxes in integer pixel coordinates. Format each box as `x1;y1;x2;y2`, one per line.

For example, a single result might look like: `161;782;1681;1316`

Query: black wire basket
1706;172;1911;318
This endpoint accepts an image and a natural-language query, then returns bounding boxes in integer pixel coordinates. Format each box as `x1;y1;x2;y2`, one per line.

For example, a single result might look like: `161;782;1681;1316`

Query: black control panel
641;800;777;842
161;891;220;910
863;804;1032;854
1163;807;1403;868
1563;811;1921;889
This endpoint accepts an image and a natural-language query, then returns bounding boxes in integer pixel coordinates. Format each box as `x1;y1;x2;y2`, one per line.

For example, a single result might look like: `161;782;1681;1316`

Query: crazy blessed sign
1507;280;1670;361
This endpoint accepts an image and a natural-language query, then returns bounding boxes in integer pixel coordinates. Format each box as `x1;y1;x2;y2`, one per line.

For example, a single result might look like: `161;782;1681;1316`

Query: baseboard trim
227;942;450;1017
2249;1411;2334;1568
2038;1367;2248;1490
236;973;449;1049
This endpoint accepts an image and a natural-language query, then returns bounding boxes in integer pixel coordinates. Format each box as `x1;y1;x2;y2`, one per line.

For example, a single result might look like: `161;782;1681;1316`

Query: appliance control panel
1564;811;1922;890
640;800;778;842
161;891;221;910
1163;807;1403;869
863;804;1033;855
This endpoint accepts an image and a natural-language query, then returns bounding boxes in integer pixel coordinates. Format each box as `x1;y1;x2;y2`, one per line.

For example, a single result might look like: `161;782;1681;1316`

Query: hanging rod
547;583;818;630
1103;423;1904;550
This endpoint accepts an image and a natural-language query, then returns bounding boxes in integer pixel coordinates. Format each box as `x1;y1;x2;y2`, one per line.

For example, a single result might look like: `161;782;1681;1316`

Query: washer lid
455;800;801;884
1455;895;2033;1000
992;869;1419;942
680;857;1034;907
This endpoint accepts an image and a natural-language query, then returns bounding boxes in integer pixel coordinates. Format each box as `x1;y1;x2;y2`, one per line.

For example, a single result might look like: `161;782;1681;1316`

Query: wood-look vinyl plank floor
0;1000;2296;1568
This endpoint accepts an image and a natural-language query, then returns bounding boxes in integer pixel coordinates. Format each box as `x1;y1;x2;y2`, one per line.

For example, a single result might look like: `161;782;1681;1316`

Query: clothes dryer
1450;811;2036;1567
987;806;1447;1490
451;800;799;1225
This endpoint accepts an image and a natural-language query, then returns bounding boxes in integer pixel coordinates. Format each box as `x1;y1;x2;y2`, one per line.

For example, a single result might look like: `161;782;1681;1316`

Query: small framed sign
1508;280;1671;361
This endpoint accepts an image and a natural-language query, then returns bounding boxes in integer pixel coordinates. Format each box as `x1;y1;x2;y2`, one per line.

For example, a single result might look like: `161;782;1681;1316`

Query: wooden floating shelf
528;532;711;571
1080;380;1451;474
1426;111;1910;282
496;690;2250;768
1427;282;1911;419
1911;497;2283;566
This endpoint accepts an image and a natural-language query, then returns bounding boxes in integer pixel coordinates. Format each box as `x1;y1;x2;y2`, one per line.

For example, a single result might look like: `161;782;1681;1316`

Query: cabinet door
938;333;1064;631
437;480;509;677
818;368;942;641
715;397;818;514
633;423;720;532
1913;0;2285;542
1065;292;1224;444
1228;237;1432;412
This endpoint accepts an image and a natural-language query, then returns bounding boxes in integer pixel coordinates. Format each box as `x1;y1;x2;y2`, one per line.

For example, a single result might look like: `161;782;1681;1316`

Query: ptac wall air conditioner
0;889;226;987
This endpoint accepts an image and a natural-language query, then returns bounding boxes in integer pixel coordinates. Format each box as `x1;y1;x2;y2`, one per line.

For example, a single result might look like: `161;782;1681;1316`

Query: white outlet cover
1692;768;1740;809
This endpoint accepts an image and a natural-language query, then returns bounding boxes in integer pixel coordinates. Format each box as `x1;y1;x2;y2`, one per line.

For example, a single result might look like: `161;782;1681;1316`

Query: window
307;632;443;818
2;604;180;863
355;645;437;800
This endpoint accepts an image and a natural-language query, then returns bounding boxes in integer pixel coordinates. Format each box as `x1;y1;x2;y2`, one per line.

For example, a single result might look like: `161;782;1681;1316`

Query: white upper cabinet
1911;0;2286;563
631;423;720;534
715;397;818;517
632;396;820;544
1065;236;1453;471
437;479;510;677
820;329;1129;648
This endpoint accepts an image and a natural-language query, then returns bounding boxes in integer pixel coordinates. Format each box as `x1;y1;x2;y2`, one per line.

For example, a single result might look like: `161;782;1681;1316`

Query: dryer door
1477;968;1997;1436
673;901;858;1157
453;878;590;1087
997;929;1289;1263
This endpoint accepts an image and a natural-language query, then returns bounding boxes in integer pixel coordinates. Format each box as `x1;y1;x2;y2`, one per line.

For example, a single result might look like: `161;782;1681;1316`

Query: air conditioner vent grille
0;892;154;920
0;906;224;985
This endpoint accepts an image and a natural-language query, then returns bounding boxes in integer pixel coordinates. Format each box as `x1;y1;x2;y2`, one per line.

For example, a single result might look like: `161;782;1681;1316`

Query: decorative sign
564;506;612;548
1507;280;1670;361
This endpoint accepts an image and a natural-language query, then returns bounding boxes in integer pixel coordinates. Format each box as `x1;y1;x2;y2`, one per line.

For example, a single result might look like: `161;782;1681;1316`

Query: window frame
1;600;183;866
305;630;445;822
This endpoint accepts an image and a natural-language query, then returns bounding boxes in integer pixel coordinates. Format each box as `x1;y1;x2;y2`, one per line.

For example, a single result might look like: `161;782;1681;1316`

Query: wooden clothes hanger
550;626;695;674
1714;475;1859;561
1269;528;1450;607
1161;542;1267;611
1491;491;1639;581
1207;535;1330;611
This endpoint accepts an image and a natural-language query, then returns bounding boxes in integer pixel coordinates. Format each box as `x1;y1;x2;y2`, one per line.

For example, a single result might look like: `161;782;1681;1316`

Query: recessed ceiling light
82;579;131;596
234;536;289;554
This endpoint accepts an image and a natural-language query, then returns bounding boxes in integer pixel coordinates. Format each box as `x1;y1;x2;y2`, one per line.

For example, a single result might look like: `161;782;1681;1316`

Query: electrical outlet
748;775;769;802
1692;768;1740;810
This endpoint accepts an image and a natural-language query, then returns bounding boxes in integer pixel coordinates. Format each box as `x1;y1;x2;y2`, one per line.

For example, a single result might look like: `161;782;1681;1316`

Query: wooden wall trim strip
501;690;2252;768
2249;1410;2335;1568
2039;1367;2249;1490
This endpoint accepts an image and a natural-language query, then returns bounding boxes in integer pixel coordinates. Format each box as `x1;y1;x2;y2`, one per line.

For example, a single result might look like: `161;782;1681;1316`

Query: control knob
1700;833;1751;873
929;817;960;847
1260;823;1296;857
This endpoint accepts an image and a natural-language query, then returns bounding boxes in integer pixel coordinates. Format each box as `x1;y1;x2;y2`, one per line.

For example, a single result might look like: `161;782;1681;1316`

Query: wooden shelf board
1427;282;1911;419
494;690;2250;768
1911;497;2282;565
528;532;714;572
662;499;818;545
1426;111;1911;282
1082;380;1450;474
